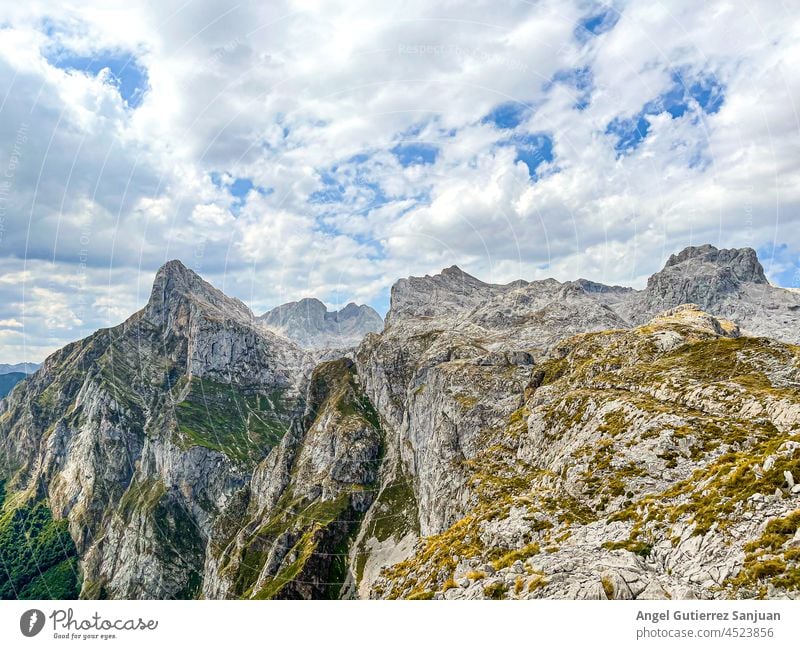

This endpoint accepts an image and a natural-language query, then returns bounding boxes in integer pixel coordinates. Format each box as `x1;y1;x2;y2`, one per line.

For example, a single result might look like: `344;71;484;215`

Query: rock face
371;303;800;600
613;245;800;342
382;245;800;348
202;358;382;599
1;245;800;601
0;260;308;598
258;298;383;349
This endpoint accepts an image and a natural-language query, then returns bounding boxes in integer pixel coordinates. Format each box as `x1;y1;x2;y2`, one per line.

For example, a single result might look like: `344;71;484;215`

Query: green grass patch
175;378;291;465
0;497;81;599
491;542;541;570
602;539;652;558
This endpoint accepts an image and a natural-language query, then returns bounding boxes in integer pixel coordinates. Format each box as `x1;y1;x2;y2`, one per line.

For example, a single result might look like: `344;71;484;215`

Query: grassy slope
0;491;81;599
174;378;291;466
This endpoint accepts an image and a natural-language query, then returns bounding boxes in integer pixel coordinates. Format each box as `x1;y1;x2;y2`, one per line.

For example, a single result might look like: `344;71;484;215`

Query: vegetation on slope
217;359;382;600
375;310;800;599
0;492;81;599
174;377;291;466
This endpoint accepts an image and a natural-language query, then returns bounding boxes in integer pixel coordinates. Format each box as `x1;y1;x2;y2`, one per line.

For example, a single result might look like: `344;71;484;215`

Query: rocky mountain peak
640;245;769;316
660;245;768;284
258;298;382;349
296;297;327;309
146;259;253;326
440;264;471;278
574;278;634;295
155;258;191;279
386;265;501;328
335;302;363;320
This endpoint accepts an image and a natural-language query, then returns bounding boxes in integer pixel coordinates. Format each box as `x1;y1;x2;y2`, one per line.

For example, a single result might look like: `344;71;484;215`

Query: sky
0;0;798;363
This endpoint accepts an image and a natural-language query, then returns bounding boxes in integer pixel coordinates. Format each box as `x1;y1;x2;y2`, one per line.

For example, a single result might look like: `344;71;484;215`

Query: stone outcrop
613;245;800;342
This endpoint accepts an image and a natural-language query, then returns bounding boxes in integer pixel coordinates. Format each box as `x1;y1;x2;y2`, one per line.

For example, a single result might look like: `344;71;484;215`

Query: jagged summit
335;302;365;320
151;259;213;295
155;258;191;277
575;278;634;294
646;245;769;307
623;245;797;339
143;245;798;348
147;259;253;326
258;297;383;350
146;260;381;349
386;264;504;327
663;244;768;283
439;264;475;279
385;245;799;344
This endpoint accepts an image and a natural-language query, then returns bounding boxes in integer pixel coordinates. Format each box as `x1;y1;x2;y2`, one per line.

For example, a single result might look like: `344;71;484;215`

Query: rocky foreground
1;245;799;600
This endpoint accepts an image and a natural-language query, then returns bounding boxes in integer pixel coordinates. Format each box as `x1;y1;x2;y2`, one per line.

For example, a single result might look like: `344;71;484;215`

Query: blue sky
45;46;149;108
0;0;798;362
606;69;725;154
576;7;620;40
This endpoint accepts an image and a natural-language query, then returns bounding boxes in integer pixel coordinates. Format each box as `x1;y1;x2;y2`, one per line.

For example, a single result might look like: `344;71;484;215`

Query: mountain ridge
0;363;40;375
258;298;383;350
1;244;799;601
385;245;799;345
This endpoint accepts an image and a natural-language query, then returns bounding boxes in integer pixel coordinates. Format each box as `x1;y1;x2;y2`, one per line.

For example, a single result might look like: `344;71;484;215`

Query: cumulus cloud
0;0;798;362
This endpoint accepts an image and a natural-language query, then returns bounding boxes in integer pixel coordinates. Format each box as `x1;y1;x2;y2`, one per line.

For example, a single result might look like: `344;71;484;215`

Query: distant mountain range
258;298;383;349
0;362;39;375
0;373;26;399
1;245;799;601
0;363;39;398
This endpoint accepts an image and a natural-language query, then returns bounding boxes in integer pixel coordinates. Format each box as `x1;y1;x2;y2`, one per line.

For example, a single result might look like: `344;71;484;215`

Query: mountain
258;298;383;349
0;260;310;598
613;245;800;341
368;303;800;600
0;373;26;399
0;363;40;375
1;246;799;600
384;245;800;347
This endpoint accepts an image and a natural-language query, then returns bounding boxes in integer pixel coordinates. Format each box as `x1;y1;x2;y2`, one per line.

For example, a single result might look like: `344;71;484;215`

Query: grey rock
637;581;670;600
613;245;800;343
259;298;382;350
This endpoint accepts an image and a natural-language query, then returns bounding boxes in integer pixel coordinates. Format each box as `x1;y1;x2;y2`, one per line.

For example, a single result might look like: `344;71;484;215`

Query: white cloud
0;0;798;362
